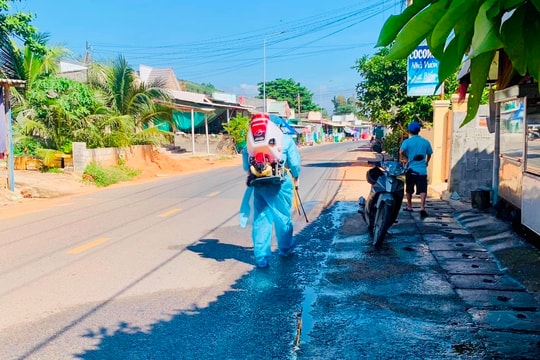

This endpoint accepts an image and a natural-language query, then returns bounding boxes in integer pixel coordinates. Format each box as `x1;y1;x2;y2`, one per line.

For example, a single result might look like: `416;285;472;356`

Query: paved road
1;141;539;359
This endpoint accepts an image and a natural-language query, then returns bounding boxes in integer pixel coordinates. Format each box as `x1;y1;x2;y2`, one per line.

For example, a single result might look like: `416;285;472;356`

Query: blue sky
13;0;405;113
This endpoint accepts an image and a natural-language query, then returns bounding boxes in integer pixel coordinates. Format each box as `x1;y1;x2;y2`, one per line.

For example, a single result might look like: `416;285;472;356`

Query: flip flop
403;208;413;212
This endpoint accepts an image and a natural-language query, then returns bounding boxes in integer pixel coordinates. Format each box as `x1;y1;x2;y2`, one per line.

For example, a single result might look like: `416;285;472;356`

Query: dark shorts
406;173;428;195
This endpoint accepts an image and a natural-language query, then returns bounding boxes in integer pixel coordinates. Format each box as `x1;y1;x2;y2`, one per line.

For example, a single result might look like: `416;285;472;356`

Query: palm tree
0;33;69;112
0;33;68;92
88;55;174;145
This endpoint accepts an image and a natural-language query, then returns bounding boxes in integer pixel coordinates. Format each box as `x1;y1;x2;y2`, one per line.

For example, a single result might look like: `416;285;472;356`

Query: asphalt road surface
4;140;537;359
0;141;356;359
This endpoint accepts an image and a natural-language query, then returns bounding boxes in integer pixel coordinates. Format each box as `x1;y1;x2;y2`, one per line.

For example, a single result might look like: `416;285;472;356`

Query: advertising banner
407;44;441;97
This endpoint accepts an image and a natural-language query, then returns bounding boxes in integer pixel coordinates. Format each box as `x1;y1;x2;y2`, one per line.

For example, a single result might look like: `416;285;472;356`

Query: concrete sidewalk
429;188;540;305
328;146;540;358
341;145;540;304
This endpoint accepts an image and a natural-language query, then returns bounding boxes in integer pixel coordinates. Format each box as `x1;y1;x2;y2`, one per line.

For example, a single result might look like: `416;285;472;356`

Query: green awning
173;110;206;131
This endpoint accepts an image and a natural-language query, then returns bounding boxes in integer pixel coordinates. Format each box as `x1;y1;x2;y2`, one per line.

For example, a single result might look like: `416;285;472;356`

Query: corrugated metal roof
168;90;213;105
211;92;237;103
154;99;214;113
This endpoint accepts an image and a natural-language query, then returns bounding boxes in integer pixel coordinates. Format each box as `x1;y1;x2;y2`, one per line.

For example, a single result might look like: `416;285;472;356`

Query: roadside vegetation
376;0;539;126
222;114;249;152
82;163;141;187
2;1;535;167
0;0;174;168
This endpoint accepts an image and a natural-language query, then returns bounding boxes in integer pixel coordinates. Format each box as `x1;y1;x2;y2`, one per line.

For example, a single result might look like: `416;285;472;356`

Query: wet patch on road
297;199;540;359
296;201;491;359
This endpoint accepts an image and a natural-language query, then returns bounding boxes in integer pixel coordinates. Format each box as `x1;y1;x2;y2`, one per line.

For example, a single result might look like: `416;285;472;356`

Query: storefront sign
407;44;441;97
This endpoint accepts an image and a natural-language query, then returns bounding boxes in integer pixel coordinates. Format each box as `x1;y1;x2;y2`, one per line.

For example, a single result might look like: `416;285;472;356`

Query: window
525;109;540;175
499;98;525;160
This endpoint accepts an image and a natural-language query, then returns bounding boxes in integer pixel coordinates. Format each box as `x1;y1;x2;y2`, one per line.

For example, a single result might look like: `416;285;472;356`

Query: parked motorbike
369;136;383;152
358;144;407;246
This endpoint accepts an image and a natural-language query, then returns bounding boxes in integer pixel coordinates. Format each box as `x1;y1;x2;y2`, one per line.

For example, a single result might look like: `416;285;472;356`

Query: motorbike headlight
397;174;406;182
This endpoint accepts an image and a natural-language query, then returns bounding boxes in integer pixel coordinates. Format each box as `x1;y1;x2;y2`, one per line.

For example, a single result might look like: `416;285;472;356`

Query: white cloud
226;83;258;97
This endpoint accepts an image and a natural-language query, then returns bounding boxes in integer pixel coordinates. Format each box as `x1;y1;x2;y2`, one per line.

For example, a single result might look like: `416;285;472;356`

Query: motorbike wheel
372;202;393;247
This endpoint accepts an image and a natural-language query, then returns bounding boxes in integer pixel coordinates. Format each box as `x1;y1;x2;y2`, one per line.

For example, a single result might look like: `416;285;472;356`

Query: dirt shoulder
0;151;242;216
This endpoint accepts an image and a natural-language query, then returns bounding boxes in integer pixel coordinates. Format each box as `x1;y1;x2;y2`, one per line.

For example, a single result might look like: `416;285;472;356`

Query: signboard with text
407;44;441;96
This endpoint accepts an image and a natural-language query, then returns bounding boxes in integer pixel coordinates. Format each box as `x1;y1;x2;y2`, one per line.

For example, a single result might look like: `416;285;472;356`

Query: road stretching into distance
0;141;357;359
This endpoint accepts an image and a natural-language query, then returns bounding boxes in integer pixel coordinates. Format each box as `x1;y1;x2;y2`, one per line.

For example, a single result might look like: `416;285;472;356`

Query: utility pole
83;42;92;65
263;31;285;113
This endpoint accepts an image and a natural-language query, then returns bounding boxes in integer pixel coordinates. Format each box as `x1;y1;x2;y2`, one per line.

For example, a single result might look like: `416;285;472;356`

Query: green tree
0;1;45;55
332;94;357;115
222;114;249;152
376;0;540;126
0;33;69;105
354;47;433;126
88;55;173;145
258;78;318;112
16;77;97;151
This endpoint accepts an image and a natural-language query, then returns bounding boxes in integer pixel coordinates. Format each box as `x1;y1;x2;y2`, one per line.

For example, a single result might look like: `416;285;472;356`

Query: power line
87;0;395;82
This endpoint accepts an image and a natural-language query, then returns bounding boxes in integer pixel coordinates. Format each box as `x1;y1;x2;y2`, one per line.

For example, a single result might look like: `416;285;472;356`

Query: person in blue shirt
399;121;433;217
373;125;385;140
239;113;302;268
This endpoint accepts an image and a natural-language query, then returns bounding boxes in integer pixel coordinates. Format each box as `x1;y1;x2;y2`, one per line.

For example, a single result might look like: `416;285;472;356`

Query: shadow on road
72;206;340;359
187;238;253;263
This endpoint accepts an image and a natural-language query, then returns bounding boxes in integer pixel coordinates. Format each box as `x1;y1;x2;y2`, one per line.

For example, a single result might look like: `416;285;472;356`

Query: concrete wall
72;142;154;174
174;133;236;155
72;135;237;174
448;97;494;199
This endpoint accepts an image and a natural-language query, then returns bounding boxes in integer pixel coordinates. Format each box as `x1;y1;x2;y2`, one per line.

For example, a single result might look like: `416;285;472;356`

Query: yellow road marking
68;237;110;254
159;208;181;217
207;191;219;197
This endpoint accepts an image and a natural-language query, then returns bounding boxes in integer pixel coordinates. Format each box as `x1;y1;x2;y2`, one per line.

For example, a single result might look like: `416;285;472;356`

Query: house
58;60;88;83
268;100;292;119
139;64;182;90
138;65;252;133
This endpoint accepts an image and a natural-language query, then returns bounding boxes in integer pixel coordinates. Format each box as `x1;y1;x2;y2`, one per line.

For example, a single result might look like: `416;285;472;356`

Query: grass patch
83;162;141;187
41;167;63;173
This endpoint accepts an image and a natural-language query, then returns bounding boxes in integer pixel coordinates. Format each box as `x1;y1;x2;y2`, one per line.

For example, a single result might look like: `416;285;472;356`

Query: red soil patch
124;150;241;181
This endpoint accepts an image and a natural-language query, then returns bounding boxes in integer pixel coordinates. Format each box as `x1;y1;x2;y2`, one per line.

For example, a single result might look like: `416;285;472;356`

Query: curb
430;191;540;305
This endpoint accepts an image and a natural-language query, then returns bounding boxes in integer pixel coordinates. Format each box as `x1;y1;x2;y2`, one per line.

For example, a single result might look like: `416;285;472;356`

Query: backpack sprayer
245;113;309;222
246;113;286;187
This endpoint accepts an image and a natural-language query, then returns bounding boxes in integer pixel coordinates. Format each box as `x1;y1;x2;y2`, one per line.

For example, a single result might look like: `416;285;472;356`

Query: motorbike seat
366;166;384;185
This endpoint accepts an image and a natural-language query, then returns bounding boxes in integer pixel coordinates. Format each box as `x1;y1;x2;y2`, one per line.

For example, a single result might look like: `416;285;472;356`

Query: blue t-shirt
400;135;433;175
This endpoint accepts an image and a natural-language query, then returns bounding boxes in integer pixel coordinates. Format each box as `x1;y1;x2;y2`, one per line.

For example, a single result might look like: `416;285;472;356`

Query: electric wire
87;0;396;82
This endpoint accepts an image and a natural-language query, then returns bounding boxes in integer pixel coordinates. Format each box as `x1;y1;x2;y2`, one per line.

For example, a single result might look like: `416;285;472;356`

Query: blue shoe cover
256;257;269;268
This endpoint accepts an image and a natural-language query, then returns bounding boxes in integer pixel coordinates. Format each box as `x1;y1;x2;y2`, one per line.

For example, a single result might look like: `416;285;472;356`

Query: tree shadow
70;206;341;359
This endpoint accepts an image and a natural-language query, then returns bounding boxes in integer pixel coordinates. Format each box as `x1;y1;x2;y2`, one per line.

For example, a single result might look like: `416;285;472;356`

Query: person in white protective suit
239;113;302;268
